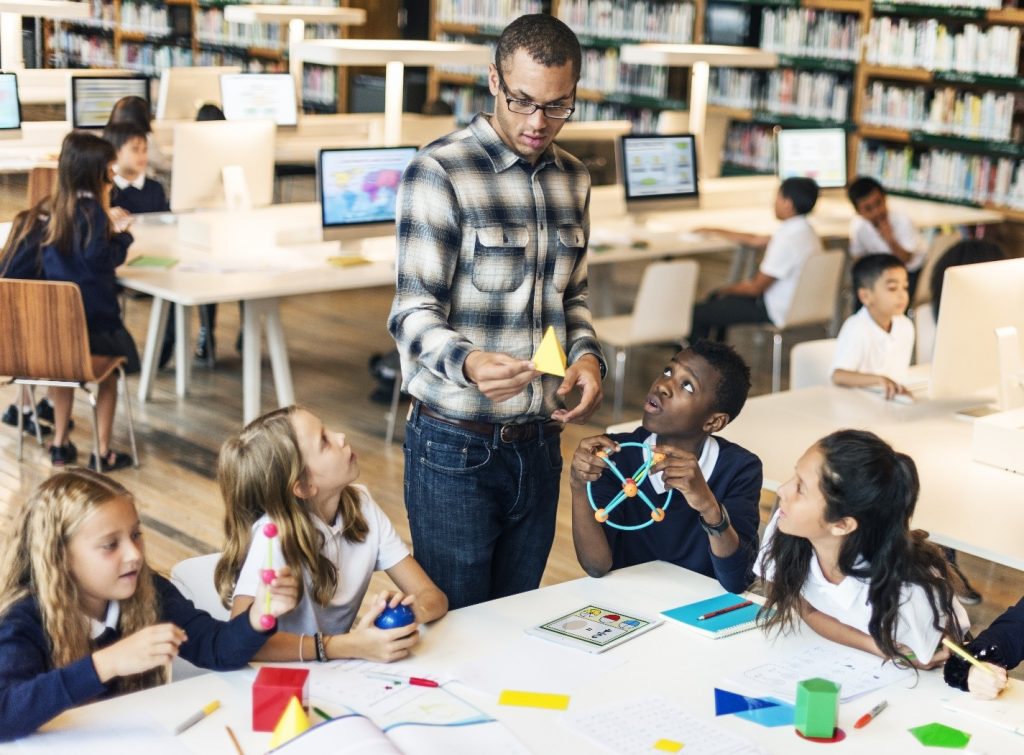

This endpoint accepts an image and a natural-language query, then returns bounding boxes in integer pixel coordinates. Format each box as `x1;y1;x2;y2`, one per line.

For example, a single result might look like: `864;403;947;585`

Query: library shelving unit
42;0;360;113
429;0;701;131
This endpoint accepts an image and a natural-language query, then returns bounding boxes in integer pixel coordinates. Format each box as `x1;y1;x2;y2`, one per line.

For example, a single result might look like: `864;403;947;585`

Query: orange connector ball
596;448;609;459
652;452;666;464
651;509;666;522
623;479;638;497
594;508;608;523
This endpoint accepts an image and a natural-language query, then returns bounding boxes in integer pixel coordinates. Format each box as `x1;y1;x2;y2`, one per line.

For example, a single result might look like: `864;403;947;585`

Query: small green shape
908;722;972;749
794;677;839;739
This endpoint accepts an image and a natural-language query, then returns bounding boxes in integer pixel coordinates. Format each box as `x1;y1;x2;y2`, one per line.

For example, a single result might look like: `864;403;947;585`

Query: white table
717;384;1024;571
119;205;396;424
9;562;1020;753
295;39;492;145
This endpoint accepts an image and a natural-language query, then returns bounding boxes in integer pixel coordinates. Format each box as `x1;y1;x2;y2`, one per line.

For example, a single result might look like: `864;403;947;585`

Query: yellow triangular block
268;696;310;749
533;326;567;377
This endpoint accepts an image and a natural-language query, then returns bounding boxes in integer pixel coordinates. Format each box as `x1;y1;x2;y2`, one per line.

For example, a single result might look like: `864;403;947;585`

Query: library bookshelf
42;0;356;113
428;0;1024;218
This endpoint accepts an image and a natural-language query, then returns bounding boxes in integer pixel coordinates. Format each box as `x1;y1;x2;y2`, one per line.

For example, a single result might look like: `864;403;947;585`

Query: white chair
593;260;700;422
914;301;936;365
751;251;846;393
170;553;229;620
789;338;838;390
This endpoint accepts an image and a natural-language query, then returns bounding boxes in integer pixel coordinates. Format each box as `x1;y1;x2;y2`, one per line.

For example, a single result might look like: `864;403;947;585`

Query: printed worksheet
723;644;914;703
566;696;766;755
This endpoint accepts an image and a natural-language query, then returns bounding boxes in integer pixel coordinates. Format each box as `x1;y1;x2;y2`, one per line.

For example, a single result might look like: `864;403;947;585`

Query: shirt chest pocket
471;225;529;292
552;225;585;292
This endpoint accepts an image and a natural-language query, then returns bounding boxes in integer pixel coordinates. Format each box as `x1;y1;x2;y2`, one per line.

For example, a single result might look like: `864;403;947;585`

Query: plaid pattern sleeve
388;114;605;423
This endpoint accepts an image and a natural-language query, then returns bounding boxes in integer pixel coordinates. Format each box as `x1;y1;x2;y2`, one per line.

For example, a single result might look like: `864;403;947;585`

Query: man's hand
552;354;603;424
463;350;538;402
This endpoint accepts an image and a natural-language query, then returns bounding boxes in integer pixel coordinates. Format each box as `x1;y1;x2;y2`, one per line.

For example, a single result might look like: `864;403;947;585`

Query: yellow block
653;738;685;752
497;689;571;710
532;326;567;377
268;696;310;749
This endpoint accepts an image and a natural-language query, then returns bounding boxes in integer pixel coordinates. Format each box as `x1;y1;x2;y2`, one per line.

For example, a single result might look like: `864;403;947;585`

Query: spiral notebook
661;593;762;639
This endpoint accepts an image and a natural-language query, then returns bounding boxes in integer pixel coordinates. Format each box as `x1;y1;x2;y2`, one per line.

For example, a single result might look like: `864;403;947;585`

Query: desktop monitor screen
930;258;1024;412
776;128;847;188
170;119;275;212
220;73;298;127
0;72;21;133
704;3;753;46
156;66;241;120
318;146;417;241
70;75;149;129
620;133;699;213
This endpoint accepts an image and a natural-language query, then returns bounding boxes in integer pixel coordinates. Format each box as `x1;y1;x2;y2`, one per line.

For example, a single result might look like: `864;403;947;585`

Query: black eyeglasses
496;69;575;120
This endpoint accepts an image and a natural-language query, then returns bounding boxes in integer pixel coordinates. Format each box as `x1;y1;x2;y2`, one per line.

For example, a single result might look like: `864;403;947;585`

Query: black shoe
31;400;74;431
2;405;52;436
88;449;133;472
50;441;78;467
195;327;216;362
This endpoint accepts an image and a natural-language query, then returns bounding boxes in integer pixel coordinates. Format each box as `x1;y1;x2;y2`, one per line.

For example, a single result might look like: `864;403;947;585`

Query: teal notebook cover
661;593;761;638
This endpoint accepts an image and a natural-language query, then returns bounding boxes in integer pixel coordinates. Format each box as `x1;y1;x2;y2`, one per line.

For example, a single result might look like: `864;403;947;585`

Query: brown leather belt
418;402;563;443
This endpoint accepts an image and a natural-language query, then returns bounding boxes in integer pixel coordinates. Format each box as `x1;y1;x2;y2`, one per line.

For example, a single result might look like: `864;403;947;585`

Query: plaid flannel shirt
388;113;605;423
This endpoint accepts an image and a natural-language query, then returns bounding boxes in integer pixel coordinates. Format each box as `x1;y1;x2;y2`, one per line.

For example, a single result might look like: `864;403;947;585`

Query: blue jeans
403;403;563;609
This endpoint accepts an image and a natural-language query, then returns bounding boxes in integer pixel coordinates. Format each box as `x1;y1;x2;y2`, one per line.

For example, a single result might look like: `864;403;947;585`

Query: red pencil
409;677;439;688
697;600;754;621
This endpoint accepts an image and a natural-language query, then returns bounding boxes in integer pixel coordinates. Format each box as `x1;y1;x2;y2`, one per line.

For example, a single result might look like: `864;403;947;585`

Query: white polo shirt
849;210;926;272
234;485;409;635
831;306;915;383
756;511;969;662
760;215;823;326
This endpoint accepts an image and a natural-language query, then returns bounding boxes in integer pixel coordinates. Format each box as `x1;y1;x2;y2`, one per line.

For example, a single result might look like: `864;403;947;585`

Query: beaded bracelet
314;631;328;663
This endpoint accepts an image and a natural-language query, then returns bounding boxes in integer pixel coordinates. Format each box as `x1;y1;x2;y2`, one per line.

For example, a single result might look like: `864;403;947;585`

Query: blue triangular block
714;687;780;716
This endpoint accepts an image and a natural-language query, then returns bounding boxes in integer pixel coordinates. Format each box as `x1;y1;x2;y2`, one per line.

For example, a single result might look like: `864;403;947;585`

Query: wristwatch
699;502;731;537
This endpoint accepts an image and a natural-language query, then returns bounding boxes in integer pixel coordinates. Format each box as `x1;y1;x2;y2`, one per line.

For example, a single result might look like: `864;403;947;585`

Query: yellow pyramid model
268;695;310;749
533;326;567;377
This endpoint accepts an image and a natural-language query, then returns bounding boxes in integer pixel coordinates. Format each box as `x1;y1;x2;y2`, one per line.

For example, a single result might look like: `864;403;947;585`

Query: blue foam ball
374;603;415;630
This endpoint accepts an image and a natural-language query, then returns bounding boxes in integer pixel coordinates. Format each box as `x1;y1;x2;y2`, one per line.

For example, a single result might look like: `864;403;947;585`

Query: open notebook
661;593;762;639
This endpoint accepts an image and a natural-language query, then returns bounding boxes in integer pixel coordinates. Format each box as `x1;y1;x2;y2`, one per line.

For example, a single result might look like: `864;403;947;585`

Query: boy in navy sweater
103;122;169;216
570;340;763;593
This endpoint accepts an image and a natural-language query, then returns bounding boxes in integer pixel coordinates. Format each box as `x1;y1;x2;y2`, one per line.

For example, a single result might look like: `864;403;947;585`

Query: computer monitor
704;2;754;46
0;72;22;139
170;120;275;212
318;146;417;245
776;128;847;189
556;120;631;186
69;75;149;129
619;133;699;215
156;66;241;120
930;258;1024;415
220;73;298;127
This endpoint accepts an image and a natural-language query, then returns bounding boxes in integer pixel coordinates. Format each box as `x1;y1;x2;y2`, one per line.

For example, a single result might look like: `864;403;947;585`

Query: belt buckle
499;424;517;443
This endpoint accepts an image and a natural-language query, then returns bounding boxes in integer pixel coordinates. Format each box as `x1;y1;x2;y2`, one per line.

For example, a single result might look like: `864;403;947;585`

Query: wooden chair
0;279;139;470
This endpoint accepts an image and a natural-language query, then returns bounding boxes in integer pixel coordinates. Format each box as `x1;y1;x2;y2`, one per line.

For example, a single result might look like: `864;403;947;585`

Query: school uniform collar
469;113;562;174
642;433;720;495
88;600;121;640
856;304;895;337
809;553;870;610
113;173;146;191
310;508;345;539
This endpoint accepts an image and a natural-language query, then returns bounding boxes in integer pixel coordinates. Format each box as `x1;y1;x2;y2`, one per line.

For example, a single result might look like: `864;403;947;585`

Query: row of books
857;140;1024;209
579;48;670;99
865;19;1020;76
877;0;1001;8
196;9;286;50
302;64;339;107
436;34;495;77
558;0;695;43
862;82;1018;142
50;30;116;68
710;68;851;123
722;122;776;173
118;42;192;77
435;0;544;27
760;8;862;62
120;1;172;36
194;49;285;73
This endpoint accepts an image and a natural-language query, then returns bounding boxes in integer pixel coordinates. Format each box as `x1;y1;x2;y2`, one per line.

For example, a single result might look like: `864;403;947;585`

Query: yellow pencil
941;637;998;678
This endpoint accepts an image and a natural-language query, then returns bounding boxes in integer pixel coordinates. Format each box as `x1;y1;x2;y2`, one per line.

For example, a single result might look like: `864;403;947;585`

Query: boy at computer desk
569;341;762;594
103;122;169;216
831;254;914;402
689;177;821;342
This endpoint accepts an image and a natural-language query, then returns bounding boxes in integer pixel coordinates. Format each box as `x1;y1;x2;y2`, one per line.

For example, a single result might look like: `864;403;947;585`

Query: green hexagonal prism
794;677;840;738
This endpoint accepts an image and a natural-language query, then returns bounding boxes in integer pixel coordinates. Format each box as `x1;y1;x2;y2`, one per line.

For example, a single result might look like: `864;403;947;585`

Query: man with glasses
388;14;605;609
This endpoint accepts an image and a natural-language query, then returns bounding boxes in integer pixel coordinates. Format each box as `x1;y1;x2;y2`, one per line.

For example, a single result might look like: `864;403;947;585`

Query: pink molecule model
261;522;279;630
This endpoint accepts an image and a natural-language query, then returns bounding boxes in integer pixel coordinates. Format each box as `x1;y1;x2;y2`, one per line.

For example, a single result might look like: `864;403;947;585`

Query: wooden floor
1;177;1020;639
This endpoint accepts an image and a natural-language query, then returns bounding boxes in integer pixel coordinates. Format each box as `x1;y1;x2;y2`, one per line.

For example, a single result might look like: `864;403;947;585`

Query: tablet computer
526;605;662;653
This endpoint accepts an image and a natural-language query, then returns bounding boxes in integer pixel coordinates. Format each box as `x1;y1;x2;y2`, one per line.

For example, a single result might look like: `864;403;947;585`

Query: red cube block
252;667;310;732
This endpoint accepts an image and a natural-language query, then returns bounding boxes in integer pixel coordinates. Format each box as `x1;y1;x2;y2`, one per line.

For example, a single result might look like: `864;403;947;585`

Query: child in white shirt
215;406;448;663
756;429;968;667
831;254;915;399
847;176;926;300
690;177;822;341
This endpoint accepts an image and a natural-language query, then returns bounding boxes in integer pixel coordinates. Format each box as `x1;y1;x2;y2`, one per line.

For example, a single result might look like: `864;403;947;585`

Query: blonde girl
0;469;298;741
215;405;448;663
